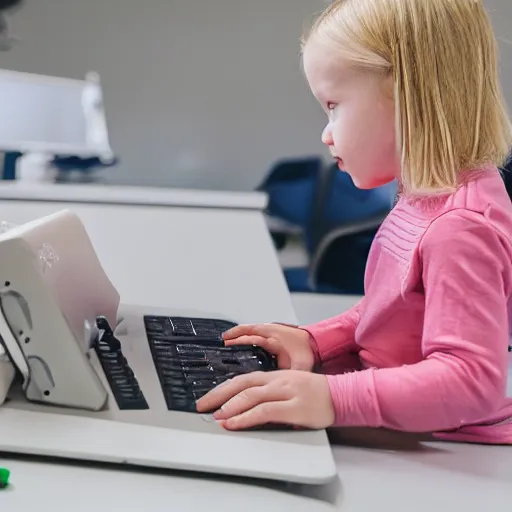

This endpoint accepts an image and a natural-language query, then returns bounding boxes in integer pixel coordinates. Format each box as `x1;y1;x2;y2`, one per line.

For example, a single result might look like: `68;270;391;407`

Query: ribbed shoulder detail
374;203;430;263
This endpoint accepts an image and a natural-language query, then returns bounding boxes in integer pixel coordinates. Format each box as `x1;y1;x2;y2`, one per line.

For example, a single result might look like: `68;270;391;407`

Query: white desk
2;432;512;512
291;293;361;325
330;437;512;511
1;185;511;511
0;182;267;210
0;456;337;512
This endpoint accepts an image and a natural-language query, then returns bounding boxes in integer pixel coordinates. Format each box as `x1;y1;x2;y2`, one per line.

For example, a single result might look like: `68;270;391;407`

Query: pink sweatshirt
303;167;512;444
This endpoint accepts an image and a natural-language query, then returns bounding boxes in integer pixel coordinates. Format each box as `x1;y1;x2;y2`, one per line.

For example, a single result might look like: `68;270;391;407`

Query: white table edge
0;183;269;211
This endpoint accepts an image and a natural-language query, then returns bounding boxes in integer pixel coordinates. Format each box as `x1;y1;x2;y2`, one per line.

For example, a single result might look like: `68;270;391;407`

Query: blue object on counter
2;151;23;180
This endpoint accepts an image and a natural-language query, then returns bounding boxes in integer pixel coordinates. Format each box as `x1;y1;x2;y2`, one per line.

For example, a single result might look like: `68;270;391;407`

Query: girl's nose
321;123;334;146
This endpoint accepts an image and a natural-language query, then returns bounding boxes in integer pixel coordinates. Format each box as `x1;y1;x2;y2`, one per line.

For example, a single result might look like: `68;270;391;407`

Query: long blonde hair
302;0;512;193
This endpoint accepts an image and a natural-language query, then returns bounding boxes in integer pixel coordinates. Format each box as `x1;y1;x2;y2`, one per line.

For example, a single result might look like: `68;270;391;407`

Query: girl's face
303;39;400;189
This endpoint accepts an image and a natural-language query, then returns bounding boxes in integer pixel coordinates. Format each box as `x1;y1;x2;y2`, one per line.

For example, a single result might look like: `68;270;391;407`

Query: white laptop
0;210;336;485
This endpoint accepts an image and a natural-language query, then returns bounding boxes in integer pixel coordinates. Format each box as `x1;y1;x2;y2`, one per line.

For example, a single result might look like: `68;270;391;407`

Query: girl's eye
326;102;337;120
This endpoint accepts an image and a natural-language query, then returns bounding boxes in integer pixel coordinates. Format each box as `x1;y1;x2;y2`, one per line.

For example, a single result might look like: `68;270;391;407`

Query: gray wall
2;0;511;191
486;1;512;110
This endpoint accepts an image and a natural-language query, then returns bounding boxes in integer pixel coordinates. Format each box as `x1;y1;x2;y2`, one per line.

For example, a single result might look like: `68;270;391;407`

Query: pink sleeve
300;299;363;373
325;211;511;432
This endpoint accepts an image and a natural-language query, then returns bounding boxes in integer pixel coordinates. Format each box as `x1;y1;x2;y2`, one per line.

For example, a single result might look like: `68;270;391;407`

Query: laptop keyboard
94;315;277;413
144;315;278;412
95;317;149;410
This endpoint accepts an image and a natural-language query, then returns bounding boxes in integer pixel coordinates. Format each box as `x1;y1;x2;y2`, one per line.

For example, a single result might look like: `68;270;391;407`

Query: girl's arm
325;211;511;432
301;298;364;373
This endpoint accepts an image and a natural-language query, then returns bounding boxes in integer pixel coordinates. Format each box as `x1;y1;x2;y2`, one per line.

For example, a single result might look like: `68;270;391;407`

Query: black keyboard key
143;316;173;337
96;316;114;336
170;318;195;336
220;357;241;365
192;322;223;338
146;321;165;333
191;319;237;338
170;398;196;413
182;360;210;369
95;319;149;411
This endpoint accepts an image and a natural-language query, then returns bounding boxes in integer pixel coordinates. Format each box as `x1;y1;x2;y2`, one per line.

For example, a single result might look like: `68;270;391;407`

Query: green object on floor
0;467;10;489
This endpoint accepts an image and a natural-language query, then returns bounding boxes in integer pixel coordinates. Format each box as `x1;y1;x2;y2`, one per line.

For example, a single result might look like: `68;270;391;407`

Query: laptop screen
1;209;120;351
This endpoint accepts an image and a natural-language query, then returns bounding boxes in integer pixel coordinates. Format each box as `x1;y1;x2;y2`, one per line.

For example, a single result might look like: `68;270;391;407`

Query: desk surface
0;456;336;512
0;182;268;210
331;435;512;511
2;437;511;512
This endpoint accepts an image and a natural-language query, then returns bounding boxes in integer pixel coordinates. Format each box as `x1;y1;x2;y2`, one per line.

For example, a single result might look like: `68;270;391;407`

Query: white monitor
0;68;113;160
0;209;120;410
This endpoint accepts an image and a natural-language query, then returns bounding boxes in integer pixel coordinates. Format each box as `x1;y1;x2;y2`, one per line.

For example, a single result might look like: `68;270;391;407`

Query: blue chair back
305;164;397;254
258;156;323;229
284;163;397;295
261;157;397;295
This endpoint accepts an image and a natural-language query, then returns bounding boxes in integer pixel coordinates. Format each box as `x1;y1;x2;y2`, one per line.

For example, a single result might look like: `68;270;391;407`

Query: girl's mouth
334;156;344;168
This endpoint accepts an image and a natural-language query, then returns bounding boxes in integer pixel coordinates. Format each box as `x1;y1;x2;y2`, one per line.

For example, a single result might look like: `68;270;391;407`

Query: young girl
197;0;512;444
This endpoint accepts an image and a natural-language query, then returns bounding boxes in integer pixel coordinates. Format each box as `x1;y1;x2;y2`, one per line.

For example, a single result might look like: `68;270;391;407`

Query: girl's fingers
196;371;275;413
222;324;273;340
213;382;289;420
222;401;294;430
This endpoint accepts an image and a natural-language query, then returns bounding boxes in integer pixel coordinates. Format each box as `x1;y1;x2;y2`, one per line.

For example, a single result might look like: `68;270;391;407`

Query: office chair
257;156;324;249
284;164;397;294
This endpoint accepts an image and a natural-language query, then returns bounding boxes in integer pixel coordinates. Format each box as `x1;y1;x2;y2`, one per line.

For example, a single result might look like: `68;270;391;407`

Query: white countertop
330;434;512;511
0;456;336;512
2;436;512;512
0;182;268;210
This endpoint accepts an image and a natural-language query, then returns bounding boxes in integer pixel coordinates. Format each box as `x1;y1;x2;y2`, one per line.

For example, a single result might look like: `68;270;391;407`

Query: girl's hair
302;0;512;194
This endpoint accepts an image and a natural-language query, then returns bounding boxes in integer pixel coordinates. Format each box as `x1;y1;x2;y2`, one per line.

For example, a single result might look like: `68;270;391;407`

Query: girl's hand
196;370;335;430
222;323;316;371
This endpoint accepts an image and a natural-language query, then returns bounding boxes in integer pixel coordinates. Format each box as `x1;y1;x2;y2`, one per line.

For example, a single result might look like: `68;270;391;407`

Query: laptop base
0;304;337;485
